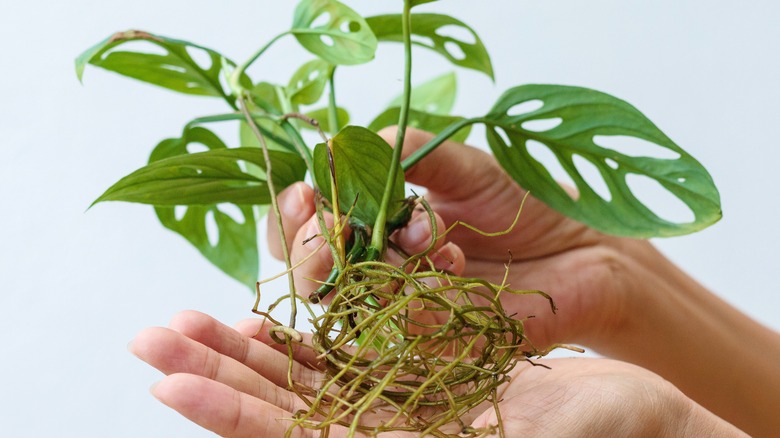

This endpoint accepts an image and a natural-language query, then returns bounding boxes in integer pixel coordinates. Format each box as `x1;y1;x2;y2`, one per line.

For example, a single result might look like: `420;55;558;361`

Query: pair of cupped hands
130;128;745;436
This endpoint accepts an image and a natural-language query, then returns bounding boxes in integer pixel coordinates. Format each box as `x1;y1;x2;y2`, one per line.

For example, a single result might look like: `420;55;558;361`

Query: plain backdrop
1;0;778;436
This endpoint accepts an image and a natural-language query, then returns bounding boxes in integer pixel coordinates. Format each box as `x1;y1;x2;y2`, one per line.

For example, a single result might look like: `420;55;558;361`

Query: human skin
130;311;745;437
262;127;780;436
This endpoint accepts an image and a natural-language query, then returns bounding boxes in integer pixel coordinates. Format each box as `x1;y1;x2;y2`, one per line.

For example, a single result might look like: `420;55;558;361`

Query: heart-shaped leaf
366;14;493;79
291;0;378;66
147;126;259;288
94;137;306;207
368;107;471;144
313;126;405;225
76;30;247;103
388;72;457;115
286;59;334;105
484;84;721;237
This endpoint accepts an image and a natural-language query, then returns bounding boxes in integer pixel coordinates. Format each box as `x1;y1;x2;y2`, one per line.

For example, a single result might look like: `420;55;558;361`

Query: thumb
377;126;506;199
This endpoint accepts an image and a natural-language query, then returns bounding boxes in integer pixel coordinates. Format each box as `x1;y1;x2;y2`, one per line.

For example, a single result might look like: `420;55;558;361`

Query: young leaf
484;84;722;237
287;59;334;105
313;126;405;225
94;135;306;206
388;72;457;115
302;106;350;133
368;107;471;143
291;0;378;66
148;127;259;288
76;30;248;104
366;14;494;79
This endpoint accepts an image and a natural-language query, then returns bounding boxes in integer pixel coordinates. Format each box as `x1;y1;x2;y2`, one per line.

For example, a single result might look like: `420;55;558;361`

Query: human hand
269;127;647;353
129;311;745;437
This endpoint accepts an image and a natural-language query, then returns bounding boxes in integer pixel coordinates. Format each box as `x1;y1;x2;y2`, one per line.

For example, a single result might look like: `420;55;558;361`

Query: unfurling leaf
366;14;493;79
291;0;378;66
313;126;405;225
368;107;471;144
484;84;721;237
76;30;248;103
147;127;259;288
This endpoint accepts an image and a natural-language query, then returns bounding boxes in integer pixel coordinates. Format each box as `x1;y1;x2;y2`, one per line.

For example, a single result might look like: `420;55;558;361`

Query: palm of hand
132;311;683;438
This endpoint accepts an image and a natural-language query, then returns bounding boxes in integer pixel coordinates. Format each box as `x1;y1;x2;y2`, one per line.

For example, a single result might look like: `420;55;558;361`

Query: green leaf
249;82;284;115
368;107;471;144
411;0;439;6
388;72;457;115
313;126;405;224
287;59;334;105
291;0;378;66
95;138;306;207
303;106;350;133
147;126;259;288
366;14;493;79
76;30;247;103
484;84;721;237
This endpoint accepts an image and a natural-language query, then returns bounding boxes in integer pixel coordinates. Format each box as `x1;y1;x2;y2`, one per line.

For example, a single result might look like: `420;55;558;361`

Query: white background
1;1;778;436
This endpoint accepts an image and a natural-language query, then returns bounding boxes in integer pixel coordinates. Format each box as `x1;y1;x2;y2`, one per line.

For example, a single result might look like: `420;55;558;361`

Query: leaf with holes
76;30;249;103
484;84;721;237
366;14;493;79
368;107;471;143
291;0;378;66
287;59;334;105
388;72;456;115
94;140;306;207
145;126;258;288
313;126;405;225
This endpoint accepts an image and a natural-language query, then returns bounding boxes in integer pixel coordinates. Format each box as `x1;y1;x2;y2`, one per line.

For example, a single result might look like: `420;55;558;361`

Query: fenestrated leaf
95;141;306;206
287;59;334;105
303;106;350;133
148;126;259;288
388;72;457;115
366;14;493;79
368;107;471;143
291;0;378;66
484;84;721;237
76;30;248;103
313;126;405;225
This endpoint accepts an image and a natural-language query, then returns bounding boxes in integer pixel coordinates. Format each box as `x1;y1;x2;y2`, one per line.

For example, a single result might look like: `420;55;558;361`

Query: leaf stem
370;0;413;257
400;117;485;170
238;96;298;329
230;31;289;95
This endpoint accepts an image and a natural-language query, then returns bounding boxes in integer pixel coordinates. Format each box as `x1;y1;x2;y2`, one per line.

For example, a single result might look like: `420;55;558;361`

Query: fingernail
404;215;430;248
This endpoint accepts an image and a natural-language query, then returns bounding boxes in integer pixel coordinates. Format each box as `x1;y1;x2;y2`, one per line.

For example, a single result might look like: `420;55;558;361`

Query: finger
289;213;338;298
152;373;327;438
378;126;505;199
130;326;311;414
168;310;320;387
234;318;324;369
267;182;315;260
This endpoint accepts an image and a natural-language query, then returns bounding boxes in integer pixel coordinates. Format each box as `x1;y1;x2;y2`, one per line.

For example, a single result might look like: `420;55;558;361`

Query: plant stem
238;96;297;329
400;117;485;170
369;0;413;257
230;31;289;95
